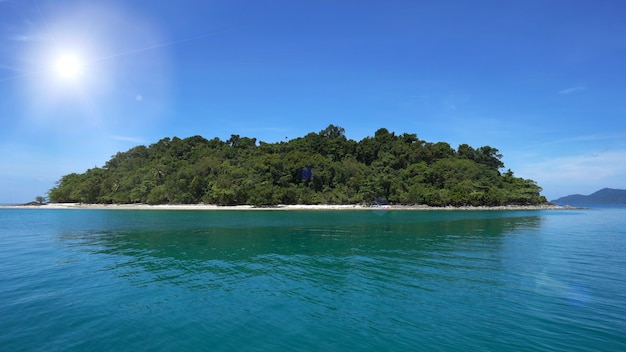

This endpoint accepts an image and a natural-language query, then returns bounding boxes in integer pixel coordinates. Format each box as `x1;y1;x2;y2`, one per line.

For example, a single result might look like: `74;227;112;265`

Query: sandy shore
3;203;576;211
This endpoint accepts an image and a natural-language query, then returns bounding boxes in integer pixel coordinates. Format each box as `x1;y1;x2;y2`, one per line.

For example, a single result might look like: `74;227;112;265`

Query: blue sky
1;0;625;203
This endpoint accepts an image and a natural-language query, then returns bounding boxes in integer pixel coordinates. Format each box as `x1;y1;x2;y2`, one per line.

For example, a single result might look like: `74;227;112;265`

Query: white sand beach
3;203;573;211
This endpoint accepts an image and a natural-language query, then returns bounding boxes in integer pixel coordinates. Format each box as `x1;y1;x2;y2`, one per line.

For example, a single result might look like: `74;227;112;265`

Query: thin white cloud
544;132;626;146
516;150;626;198
9;34;35;41
0;63;25;73
8;28;48;42
526;150;626;181
442;95;470;111
558;85;586;95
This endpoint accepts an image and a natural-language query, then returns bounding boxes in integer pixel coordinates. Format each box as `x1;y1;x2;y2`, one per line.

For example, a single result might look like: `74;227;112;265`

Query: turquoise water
1;207;625;351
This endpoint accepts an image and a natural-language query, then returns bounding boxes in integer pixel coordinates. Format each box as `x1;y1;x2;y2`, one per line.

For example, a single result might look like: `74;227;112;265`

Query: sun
54;53;85;81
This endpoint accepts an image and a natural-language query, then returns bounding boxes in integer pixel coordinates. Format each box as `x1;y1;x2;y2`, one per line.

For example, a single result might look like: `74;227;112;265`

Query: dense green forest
48;125;547;206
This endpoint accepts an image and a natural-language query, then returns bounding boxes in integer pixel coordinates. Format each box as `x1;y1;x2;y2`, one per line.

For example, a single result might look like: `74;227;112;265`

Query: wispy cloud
545;132;626;145
558;85;586;95
0;63;25;73
516;150;626;198
8;30;48;42
527;151;626;181
443;95;471;110
9;34;36;42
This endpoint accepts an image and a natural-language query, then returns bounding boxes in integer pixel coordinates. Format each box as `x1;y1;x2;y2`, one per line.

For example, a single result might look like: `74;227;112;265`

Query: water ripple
2;209;626;351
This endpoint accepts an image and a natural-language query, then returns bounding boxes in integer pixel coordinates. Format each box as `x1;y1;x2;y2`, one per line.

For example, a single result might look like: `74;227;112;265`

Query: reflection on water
59;210;542;290
5;208;626;351
59;210;600;352
61;212;544;257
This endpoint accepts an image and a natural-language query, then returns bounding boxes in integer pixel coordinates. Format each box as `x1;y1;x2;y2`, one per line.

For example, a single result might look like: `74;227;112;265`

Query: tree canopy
48;125;547;206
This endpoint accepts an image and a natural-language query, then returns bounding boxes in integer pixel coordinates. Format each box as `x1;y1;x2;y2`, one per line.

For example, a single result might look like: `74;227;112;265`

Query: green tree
48;126;547;207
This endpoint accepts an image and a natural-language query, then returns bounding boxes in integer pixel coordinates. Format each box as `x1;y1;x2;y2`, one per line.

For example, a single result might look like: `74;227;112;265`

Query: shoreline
1;203;578;211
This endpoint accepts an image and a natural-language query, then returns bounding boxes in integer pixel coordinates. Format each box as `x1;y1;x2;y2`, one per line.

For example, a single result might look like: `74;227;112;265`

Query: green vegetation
35;196;47;205
48;125;547;206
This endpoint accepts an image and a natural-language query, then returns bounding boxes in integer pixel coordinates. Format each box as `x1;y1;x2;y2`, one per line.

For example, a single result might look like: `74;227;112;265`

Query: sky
1;0;625;203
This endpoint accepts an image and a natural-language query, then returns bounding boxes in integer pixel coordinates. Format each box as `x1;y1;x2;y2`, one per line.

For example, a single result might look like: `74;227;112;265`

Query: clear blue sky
1;0;625;203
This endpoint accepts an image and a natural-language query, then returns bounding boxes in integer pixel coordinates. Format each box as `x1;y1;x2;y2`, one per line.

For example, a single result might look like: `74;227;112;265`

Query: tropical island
48;125;547;207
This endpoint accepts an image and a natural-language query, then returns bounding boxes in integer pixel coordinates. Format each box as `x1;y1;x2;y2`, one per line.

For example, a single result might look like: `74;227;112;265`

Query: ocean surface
1;206;625;351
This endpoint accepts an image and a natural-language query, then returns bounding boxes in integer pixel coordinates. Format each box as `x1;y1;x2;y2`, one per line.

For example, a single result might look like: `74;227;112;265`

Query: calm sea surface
1;207;625;351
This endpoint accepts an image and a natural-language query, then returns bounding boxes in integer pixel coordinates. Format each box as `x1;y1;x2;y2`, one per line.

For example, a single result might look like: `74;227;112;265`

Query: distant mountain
552;188;626;205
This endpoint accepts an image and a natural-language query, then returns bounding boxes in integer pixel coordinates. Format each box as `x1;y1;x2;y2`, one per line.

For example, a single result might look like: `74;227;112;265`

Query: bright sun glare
54;53;84;81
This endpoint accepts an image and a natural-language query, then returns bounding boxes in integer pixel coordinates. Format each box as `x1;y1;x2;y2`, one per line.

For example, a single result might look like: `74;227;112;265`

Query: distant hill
552;188;626;205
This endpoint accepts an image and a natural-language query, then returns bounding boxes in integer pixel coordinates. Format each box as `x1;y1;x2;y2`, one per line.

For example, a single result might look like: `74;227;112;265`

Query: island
552;188;626;205
48;125;547;207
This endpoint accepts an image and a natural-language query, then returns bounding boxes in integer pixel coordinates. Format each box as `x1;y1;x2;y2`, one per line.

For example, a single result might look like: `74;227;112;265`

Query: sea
1;206;625;351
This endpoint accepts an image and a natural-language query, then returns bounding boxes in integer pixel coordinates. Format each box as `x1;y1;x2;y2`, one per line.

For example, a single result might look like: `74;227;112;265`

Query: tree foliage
48;126;547;206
